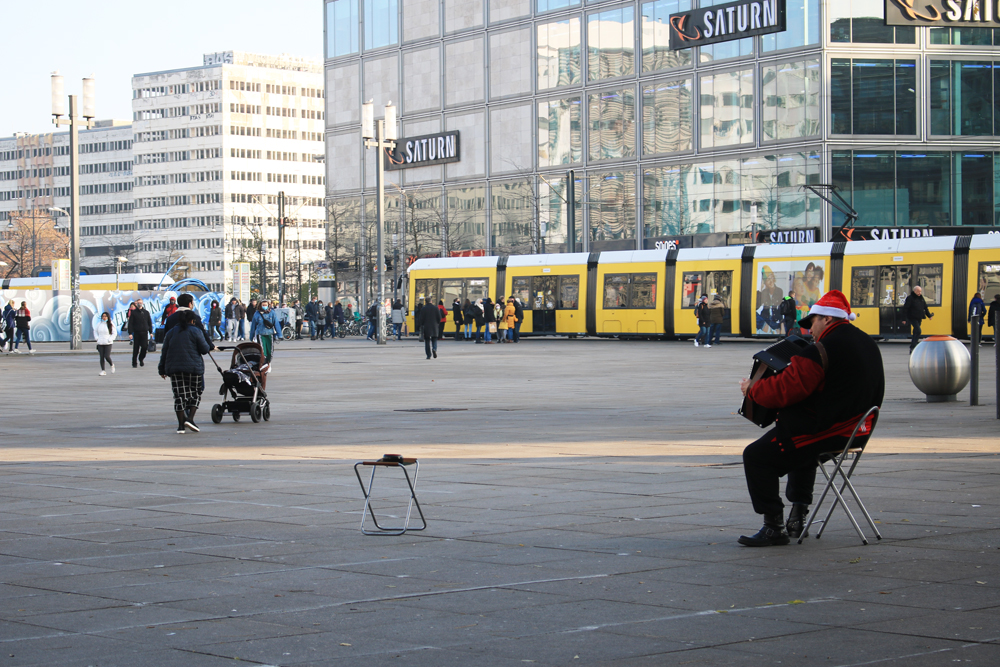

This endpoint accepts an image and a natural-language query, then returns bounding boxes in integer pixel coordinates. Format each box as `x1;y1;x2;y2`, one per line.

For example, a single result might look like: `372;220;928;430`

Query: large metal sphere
908;336;971;402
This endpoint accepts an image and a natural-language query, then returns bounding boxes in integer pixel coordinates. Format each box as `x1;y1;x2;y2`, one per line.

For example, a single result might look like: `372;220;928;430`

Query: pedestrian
989;294;1000;344
392;299;405;340
483;296;496;344
452;298;464;341
250;299;280;362
2;300;15;352
462;299;475;340
293;300;304;339
158;309;211;434
365;301;378;340
473;298;485;343
13;301;33;354
513;297;524;343
163;293;214;350
345;302;354;324
413;300;423;340
245;299;257;339
161;296;178;325
417;299;441;359
324;301;334;339
495;297;508;343
436;300;447;340
306;296;321;340
504;297;518;342
234;299;247;340
779;290;798;337
95;311;117;376
0;304;8;354
333;300;345;337
225;298;238;341
968;292;986;343
693;295;710;348
708;295;726;346
901;285;933;353
127;297;153;367
208;300;223;341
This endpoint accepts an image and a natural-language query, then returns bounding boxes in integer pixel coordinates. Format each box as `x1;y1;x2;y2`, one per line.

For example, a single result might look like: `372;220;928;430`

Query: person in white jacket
96;312;118;376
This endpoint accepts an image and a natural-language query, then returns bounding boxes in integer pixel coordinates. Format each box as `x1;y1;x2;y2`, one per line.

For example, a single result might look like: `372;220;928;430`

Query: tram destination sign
384;131;460;171
885;0;1000;27
669;0;785;50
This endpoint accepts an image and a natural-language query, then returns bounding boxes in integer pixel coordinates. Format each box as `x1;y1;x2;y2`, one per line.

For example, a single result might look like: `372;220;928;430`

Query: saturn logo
670;14;701;41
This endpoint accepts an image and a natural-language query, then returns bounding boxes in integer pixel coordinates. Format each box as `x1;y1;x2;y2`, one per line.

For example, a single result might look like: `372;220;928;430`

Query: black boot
738;513;790;547
786;503;809;539
184;407;200;433
175;411;187;434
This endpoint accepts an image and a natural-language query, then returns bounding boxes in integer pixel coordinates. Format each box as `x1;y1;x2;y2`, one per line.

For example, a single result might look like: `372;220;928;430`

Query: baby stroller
209;342;271;423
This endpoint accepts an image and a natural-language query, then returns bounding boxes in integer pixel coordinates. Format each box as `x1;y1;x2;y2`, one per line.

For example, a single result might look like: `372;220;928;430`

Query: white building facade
131;51;327;297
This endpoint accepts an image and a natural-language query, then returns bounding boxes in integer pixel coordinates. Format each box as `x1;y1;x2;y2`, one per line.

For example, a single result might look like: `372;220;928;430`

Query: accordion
739;335;811;427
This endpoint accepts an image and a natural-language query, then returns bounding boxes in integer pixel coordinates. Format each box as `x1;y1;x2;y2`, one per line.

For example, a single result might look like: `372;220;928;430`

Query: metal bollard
971;314;980;406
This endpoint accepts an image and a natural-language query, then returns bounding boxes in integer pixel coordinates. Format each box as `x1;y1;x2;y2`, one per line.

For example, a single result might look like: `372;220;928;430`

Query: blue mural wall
0;290;225;342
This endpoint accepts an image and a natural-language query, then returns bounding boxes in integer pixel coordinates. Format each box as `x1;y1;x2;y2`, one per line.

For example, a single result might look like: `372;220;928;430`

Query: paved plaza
1;336;998;666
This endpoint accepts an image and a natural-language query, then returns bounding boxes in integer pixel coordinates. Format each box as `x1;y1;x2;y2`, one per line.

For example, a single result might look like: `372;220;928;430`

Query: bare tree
0;210;69;278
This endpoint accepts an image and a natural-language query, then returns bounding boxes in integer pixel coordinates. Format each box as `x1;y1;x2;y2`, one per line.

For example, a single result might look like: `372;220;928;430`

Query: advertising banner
233;262;251;303
384;131;460;171
51;259;71;290
755;260;825;334
669;0;785;50
885;0;1000;27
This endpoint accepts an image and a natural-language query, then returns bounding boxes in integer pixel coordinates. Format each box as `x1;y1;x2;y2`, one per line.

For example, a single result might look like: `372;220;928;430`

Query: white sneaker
110;365;115;374
28;349;35;354
705;344;712;348
12;349;20;354
694;341;700;347
99;371;106;376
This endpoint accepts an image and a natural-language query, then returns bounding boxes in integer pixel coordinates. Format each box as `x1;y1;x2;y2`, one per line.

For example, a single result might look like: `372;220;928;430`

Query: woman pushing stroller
159;310;210;434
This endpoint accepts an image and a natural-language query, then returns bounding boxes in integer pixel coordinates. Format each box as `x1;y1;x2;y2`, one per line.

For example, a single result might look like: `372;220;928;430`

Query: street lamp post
114;256;128;290
362;100;397;346
51;72;96;350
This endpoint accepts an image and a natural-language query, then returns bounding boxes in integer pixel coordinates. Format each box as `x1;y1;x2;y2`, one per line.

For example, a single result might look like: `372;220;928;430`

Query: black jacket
483;299;496;323
695;301;709;326
209;307;222;326
779;296;797;322
417;303;441;336
246;303;257;321
325;305;334;324
513;300;524;321
127;307;153;334
158;323;210;375
305;300;320;321
902;292;932;322
164;308;213;348
452;301;464;325
989;298;1000;327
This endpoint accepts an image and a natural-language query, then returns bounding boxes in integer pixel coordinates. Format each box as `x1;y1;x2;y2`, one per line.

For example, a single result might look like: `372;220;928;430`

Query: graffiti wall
0;289;224;342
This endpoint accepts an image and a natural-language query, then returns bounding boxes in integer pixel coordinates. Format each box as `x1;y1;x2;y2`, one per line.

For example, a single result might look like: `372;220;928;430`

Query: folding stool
354;454;427;536
799;406;882;546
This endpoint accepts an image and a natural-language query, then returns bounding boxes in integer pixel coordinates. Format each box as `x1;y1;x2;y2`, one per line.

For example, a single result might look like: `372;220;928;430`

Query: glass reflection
538;18;582;90
589;170;636;246
588;6;635;81
364;0;398;49
326;0;359;58
761;59;820;141
762;0;818;51
538;97;583;166
642;78;692;155
641;0;692;72
588;88;636;161
700;69;754;149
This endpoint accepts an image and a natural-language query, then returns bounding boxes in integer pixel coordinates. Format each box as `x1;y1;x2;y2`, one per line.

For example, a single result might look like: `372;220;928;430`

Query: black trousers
909;320;923;351
132;335;148;366
424;335;438;358
742;428;865;517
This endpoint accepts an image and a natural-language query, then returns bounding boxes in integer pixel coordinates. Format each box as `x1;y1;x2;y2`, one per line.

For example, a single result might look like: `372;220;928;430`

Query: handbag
488;322;497;333
147;335;156;352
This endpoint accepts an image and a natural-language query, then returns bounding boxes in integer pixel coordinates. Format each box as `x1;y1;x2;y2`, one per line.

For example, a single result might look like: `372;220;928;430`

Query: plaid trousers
170;373;204;411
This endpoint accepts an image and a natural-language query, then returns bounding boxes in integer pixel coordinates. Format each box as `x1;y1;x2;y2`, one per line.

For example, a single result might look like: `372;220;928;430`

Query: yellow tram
406;234;1000;339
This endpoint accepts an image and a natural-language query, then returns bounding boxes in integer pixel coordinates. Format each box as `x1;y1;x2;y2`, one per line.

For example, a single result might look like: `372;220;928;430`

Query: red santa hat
799;289;856;328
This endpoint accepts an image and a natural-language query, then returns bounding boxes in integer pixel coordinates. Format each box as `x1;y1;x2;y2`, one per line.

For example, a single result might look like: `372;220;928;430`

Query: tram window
530;275;559;310
559;275;579;309
512;277;530;304
467;278;489;303
681;272;703;308
915;264;943;306
851;267;878;307
979;262;1000;301
629;273;657;309
604;274;629;308
441;279;463;307
682;271;731;308
415;278;438;307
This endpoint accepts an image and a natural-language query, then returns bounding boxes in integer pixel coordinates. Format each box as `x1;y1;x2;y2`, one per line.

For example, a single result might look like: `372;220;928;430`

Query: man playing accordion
738;290;885;547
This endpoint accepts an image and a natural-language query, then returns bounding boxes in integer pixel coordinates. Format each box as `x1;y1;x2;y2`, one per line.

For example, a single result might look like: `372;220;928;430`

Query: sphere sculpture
908;336;971;402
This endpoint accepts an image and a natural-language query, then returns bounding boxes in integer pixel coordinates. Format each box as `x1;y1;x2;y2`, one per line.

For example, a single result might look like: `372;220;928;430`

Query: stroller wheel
232;411;241;422
262;401;271;421
211;404;224;424
250;402;262;423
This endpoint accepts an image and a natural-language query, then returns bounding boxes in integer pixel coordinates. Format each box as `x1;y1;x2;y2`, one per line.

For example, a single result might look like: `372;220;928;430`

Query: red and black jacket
748;320;885;448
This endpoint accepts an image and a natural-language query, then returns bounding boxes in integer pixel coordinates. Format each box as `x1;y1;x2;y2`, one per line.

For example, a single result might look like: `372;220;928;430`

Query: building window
589;170;636;245
587;6;635;82
829;0;915;43
641;0;692;72
642;77;692;156
538;97;583;166
762;0;818;51
699;68;754;149
930;61;998;137
364;0;397;50
538;18;582;90
830;59;917;136
588;88;636;161
538;0;579;13
326;0;359;57
761;58;820;141
929;27;998;46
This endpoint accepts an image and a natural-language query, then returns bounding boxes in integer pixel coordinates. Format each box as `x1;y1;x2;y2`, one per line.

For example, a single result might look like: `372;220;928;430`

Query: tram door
531;275;558;333
878;265;912;335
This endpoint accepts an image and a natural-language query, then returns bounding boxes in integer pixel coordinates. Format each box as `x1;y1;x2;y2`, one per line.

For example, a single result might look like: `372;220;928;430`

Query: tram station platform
1;337;998;665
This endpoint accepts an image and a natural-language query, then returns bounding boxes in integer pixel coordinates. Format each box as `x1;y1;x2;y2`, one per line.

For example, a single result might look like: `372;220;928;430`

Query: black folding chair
799;406;882;546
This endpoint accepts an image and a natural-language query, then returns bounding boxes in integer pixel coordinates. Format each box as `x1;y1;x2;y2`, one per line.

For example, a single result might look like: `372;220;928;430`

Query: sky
0;0;323;136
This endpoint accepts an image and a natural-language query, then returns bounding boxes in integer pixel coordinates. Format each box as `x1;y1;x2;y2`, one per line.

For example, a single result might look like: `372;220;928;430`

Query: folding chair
354;454;427;536
799;406;882;546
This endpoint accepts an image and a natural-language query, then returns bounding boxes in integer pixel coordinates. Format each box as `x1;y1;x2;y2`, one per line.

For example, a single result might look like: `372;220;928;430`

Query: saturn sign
669;0;786;50
384;131;460;171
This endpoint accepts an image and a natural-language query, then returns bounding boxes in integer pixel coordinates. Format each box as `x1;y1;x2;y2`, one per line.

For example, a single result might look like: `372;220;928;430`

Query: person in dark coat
988;294;1000;343
472;299;485;342
208;300;223;340
158;310;211;434
127;298;154;367
451;298;464;341
333;300;345;337
694;295;709;347
968;292;986;344
245;299;258;331
512;297;524;343
163;293;214;350
901;286;933;352
13;301;32;353
739;290;884;547
779;290;798;337
482;297;496;344
417;301;441;359
2;300;15;352
324;301;334;339
414;299;425;340
437;300;448;340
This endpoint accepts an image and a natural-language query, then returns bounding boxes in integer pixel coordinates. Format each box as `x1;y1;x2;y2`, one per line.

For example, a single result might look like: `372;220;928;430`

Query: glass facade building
323;0;1000;265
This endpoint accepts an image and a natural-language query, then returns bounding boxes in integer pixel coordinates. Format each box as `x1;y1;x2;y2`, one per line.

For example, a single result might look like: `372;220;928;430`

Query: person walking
779;290;798;337
245;299;257;340
472;299;485;343
482;296;496;344
305;296;320;340
224;298;238;341
2;300;15;352
250;300;280;362
901;285;933;353
127;298;153;367
95;311;117;376
13;301;33;354
495;297;508;343
989;294;1000;344
417;299;441;359
333;300;345;337
451;298;464;341
437;300;448;340
462;299;474;340
512;297;524;343
504;297;518;342
324;301;334;339
208;300;223;341
708;295;726;346
234;299;247;340
158;310;211;434
161;296;178;325
391;299;405;340
968;292;986;344
693;295;710;348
